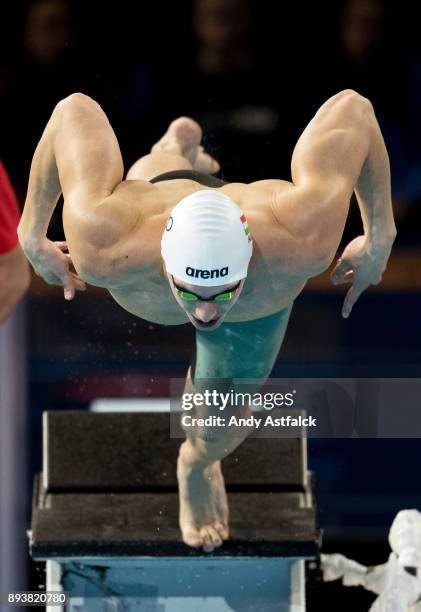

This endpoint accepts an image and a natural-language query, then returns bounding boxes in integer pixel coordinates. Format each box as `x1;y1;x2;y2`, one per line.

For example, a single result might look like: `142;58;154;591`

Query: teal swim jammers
193;305;293;385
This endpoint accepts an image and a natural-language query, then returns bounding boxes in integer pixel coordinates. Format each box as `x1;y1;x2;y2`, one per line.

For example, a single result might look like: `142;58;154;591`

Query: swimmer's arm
287;90;395;267
20;93;124;245
19;93;143;288
275;90;396;316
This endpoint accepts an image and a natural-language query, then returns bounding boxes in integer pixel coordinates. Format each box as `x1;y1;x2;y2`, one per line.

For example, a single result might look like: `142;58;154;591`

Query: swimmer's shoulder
73;179;168;289
220;179;295;218
107;178;160;211
226;178;326;280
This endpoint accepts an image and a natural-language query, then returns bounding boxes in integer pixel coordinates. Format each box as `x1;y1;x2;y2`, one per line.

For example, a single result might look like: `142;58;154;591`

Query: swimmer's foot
177;441;229;552
152;117;220;175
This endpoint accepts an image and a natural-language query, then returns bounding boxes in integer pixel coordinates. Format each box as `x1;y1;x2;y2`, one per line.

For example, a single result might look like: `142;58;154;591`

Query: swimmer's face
167;274;245;331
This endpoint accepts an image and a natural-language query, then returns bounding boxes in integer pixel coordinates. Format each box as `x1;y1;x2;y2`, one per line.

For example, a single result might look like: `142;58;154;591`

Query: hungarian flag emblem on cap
240;214;252;241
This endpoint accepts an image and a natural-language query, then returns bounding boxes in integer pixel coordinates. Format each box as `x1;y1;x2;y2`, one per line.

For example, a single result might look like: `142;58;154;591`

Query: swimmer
18;90;396;552
0;161;30;324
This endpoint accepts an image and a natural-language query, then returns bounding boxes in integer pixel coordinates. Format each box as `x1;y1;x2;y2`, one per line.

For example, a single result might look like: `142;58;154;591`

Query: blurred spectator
0;0;94;196
340;0;388;68
192;0;254;75
314;0;421;244
121;0;300;183
186;0;283;182
2;0;420;243
24;0;72;66
0;161;30;324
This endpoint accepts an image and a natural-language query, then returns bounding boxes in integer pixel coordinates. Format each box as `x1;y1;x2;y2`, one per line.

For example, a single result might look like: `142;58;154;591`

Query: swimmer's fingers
48;254;86;291
333;269;354;285
54;240;69;253
57;243;76;272
40;268;75;299
63;273;87;300
341;282;367;319
63;282;74;300
41;269;72;291
62;273;78;301
63;252;77;271
330;257;353;285
62;252;86;284
194;145;220;174
42;269;85;300
70;272;87;291
29;238;85;299
56;242;84;277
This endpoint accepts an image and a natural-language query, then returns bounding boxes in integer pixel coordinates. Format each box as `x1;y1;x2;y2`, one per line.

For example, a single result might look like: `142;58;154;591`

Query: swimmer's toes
181;524;203;549
193;150;221;174
200;528;216;553
169;117;202;152
206;525;223;548
214;521;229;540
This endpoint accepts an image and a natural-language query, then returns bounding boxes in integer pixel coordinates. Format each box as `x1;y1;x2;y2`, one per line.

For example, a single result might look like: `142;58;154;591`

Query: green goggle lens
175;288;235;302
214;291;234;302
177;290;198;301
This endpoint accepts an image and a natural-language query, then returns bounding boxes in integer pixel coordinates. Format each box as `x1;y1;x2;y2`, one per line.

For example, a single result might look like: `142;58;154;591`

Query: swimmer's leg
189;305;293;457
126;117;220;180
177;306;293;552
193;306;293;382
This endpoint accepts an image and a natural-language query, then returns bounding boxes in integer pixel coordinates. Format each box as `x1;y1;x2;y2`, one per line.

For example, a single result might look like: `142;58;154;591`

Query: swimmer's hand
330;235;394;318
24;238;87;300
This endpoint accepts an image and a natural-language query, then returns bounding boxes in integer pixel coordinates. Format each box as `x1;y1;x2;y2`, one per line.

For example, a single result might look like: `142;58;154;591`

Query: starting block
29;411;320;611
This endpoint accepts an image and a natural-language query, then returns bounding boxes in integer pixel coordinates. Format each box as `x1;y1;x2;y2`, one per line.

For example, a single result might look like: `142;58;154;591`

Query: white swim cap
161;189;253;287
